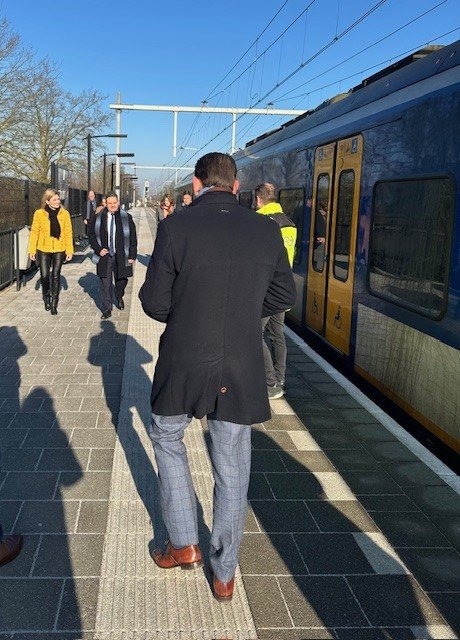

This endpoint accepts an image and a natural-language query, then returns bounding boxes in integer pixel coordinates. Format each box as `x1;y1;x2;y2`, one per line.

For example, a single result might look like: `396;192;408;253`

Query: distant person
255;182;297;399
159;194;175;218
88;191;137;319
96;196;107;214
177;191;192;210
139;152;296;602
0;525;23;566
84;189;97;228
28;188;74;315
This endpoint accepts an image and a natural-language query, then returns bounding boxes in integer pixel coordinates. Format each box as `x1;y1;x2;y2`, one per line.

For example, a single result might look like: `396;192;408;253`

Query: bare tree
10;59;111;182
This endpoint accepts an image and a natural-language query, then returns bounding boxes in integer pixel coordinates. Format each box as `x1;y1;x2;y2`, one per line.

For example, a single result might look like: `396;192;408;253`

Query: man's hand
84;219;88;225
128;258;135;264
100;248;109;257
66;254;73;262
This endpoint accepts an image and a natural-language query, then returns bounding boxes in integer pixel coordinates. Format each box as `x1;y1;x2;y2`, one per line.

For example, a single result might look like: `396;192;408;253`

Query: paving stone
335;630;415;640
250;500;318;532
425;592;460;635
306;428;361;450
370;512;453;548
57;412;98;429
0;414;16;428
76;501;109;533
87;448;114;471
22;429;72;448
0;448;41;470
294;533;374;574
0;578;63;631
240;533;307;575
70;428;116;448
1;398;43;413
293;361;323;372
0;500;22;533
251;450;286;472
285;387;315;399
95;412;117;428
249;473;274;499
347;422;400;443
38;448;89;472
40;398;83;412
322;448;380;471
0;534;40;576
395;548;460;591
403;485;460;518
278;575;369;626
279;450;336;472
56;577;99;632
359;495;420;513
33;533;104;577
59;471;111;500
257;631;335;640
382;462;448;488
337;408;381;424
366;442;423;464
266;472;332;500
252;430;294;450
263;415;307;431
241;575;292;628
347;575;447;626
0;472;58;499
430;517;460;551
14;500;80;533
340;470;404;495
307;500;380;533
296;413;343;429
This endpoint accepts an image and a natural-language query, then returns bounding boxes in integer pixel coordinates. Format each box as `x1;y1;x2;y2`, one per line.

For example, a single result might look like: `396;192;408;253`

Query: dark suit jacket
139;190;296;425
88;209;137;278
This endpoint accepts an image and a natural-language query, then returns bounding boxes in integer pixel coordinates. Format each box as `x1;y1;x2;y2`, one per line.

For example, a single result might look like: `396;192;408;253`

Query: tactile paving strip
95;209;258;640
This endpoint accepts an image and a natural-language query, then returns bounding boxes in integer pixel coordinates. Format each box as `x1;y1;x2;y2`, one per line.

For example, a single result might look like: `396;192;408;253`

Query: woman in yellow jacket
28;188;73;315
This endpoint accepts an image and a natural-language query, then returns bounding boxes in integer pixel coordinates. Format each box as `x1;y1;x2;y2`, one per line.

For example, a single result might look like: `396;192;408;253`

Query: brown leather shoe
211;570;235;602
152;542;203;570
0;534;23;566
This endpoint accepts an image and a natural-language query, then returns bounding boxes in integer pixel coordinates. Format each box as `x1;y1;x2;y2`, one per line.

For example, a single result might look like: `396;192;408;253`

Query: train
175;41;460;455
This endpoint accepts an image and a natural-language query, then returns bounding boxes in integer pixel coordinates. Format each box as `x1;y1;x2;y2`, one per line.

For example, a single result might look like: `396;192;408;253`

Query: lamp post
120;175;138;209
85;133;127;194
100;152;134;195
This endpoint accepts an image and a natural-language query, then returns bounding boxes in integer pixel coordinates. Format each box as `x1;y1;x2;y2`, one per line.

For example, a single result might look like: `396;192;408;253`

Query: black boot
50;280;60;315
43;293;51;311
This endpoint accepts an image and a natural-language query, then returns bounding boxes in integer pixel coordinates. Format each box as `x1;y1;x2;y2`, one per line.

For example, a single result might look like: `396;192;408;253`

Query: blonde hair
41;188;60;209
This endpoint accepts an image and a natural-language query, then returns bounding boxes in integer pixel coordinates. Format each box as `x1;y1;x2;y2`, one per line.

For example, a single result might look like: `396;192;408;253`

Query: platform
0;208;459;640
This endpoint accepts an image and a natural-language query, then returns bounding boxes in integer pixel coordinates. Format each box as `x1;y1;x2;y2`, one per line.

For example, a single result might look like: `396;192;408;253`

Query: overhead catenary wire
160;0;388;187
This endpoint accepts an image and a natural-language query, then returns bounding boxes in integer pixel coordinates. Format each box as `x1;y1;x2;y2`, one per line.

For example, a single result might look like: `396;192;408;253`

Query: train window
239;191;253;209
333;170;355;281
369;176;455;319
279;188;305;264
312;174;330;272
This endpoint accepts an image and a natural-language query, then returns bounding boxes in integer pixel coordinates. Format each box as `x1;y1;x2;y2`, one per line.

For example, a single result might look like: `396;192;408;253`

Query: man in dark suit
88;191;137;319
139;153;296;602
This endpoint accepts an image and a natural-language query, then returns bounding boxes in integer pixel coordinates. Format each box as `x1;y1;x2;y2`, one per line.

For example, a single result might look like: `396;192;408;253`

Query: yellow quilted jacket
28;208;74;256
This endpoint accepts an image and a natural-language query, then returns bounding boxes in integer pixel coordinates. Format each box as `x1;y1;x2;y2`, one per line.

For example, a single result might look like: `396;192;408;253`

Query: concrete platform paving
0;207;459;640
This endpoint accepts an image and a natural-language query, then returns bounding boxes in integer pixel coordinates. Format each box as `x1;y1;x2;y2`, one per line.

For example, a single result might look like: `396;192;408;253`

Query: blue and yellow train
176;41;460;454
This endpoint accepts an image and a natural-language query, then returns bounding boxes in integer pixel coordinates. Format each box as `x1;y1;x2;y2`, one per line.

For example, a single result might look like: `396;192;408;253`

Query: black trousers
36;250;66;298
100;255;128;311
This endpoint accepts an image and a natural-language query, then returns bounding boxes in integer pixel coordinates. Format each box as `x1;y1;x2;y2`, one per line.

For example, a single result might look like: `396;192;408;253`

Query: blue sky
3;0;458;190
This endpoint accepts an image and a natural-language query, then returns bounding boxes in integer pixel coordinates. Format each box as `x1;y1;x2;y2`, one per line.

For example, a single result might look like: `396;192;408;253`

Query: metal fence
0;228;19;291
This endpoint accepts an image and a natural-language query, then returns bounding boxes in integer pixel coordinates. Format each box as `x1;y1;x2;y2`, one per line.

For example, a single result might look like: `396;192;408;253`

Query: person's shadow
1;386;83;637
87;321;210;553
78;271;103;311
212;426;444;635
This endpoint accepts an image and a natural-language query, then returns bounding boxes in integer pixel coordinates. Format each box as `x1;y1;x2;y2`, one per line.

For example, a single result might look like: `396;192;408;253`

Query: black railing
0;228;19;291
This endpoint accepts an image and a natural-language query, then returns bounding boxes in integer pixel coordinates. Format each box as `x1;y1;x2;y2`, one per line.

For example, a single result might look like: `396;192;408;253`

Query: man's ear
232;179;240;195
192;176;202;196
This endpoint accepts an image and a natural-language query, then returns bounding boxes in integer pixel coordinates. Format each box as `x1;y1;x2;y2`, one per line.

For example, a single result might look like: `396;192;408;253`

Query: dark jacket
139;190;296;425
88;209;137;278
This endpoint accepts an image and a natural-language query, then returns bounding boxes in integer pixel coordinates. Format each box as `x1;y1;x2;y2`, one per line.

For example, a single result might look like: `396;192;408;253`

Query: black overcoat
88;209;137;278
139;190;296;425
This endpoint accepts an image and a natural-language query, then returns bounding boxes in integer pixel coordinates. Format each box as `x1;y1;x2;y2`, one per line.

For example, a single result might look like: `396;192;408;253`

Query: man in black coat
139;153;296;601
88;192;137;319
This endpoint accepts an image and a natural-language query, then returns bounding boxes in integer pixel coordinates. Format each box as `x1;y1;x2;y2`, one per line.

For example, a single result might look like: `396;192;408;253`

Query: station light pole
85;133;127;194
100;152;135;195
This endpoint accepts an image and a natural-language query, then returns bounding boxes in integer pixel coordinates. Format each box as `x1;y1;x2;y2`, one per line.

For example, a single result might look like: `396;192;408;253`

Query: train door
325;135;363;354
305;142;336;333
306;135;363;354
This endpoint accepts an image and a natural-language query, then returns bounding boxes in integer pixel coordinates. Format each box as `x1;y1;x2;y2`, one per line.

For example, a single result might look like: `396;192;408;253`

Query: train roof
234;39;459;162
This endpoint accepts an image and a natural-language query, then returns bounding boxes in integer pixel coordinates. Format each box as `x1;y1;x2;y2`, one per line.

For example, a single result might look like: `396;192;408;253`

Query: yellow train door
325;134;363;354
305;142;336;333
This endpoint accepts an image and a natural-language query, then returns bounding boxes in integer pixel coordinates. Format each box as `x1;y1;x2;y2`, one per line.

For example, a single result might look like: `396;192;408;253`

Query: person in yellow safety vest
255;182;297;399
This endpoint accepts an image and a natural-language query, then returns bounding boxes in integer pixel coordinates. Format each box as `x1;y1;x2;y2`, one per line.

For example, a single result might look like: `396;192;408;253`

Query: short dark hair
195;152;237;190
105;191;118;201
255;182;276;204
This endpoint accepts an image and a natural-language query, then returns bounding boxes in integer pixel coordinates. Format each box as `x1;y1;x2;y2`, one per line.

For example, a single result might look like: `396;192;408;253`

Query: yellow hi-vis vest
257;202;297;267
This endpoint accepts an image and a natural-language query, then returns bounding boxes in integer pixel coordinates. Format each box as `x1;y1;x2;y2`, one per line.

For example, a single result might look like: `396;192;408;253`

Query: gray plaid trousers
150;413;251;582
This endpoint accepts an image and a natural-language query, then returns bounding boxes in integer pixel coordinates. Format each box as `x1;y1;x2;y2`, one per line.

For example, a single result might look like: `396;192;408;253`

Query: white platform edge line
285;326;459;494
